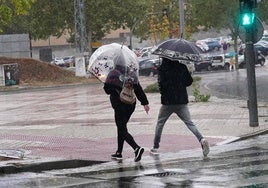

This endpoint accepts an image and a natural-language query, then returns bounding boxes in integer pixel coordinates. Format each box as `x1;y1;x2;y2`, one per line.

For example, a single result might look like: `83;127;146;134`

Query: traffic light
239;0;257;26
241;12;255;26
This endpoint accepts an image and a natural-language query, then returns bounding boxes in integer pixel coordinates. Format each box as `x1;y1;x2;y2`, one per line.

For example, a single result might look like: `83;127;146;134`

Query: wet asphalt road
0;134;267;187
196;66;268;102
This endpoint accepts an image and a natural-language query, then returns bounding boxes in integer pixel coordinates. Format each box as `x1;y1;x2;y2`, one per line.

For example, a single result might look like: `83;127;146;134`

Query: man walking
151;57;209;157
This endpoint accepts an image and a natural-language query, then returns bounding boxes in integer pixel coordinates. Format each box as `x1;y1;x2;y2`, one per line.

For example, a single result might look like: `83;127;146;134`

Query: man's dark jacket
158;58;193;105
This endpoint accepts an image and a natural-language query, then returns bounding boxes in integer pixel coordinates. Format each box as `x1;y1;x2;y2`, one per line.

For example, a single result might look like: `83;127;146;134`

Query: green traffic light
242;13;255;26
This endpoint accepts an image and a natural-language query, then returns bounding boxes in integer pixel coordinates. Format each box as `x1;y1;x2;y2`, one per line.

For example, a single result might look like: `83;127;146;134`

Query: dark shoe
134;147;144;162
111;152;122;160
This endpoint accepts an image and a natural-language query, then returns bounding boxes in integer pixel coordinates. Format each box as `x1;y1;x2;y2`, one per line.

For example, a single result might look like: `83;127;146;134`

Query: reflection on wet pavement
64;134;268;187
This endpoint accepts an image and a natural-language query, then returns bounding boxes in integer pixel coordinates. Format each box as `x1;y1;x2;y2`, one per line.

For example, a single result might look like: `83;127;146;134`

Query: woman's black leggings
114;103;139;153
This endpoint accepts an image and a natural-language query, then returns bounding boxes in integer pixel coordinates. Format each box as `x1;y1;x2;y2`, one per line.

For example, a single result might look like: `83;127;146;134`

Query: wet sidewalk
0;76;268;166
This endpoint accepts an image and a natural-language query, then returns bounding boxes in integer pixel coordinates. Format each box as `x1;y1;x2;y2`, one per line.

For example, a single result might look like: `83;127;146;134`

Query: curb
221;128;268;144
1;130;267;175
0;159;104;174
0;82;100;94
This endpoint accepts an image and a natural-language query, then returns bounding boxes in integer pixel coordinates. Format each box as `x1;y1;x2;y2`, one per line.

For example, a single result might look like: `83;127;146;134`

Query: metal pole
74;0;87;54
179;0;185;38
130;20;140;50
129;31;133;50
245;26;259;127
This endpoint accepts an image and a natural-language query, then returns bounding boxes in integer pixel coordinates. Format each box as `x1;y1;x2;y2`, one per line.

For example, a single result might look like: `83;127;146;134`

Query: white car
196;40;209;52
215;36;232;46
51;57;65;66
63;56;75;64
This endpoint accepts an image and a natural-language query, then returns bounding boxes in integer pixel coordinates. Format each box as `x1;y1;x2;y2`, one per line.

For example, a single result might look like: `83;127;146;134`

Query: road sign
238;16;264;43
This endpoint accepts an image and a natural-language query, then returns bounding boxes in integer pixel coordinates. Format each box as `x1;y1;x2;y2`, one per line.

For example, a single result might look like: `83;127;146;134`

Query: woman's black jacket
104;82;149;108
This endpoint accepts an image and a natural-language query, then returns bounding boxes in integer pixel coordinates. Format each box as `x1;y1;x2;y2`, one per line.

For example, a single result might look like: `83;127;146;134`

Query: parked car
194;57;213;72
136;47;152;57
254;41;268;56
261;37;268;43
238;51;266;68
197;38;221;52
215;36;232;46
196;40;209;52
208;54;229;70
63;56;75;67
205;40;222;51
263;30;268;37
239;42;268;57
224;54;243;69
139;58;160;76
51;57;65;66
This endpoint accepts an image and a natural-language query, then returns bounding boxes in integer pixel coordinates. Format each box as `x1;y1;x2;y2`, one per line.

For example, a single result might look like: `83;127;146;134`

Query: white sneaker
201;139;210;157
150;148;159;155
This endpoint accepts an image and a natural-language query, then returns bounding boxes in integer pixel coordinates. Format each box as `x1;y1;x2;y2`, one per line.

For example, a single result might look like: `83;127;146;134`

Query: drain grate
147;171;180;177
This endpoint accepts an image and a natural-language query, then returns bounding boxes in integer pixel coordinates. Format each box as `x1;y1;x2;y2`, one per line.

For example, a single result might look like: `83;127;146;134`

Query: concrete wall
0;34;31;58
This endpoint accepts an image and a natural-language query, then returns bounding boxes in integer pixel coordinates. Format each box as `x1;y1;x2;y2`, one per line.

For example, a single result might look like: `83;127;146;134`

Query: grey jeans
153;104;204;149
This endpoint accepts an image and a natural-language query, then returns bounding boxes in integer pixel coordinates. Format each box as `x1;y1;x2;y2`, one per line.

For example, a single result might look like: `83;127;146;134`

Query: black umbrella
151;38;201;62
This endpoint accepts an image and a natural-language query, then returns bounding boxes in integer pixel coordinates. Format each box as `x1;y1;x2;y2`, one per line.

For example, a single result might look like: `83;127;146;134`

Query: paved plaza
0;76;267;163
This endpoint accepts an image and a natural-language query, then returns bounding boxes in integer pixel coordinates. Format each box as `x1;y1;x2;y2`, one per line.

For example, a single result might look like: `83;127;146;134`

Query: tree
3;0;150;41
0;0;34;32
2;0;180;48
188;0;268;39
188;0;268;64
132;0;180;43
255;0;268;24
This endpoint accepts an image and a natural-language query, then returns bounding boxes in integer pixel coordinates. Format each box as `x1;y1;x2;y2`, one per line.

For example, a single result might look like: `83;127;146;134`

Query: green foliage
0;5;12;27
2;0;268;49
144;82;159;93
187;0;264;63
188;0;234;30
192;76;210;102
2;0;150;41
134;0;183;41
188;0;268;34
192;85;210;102
256;1;268;25
193;76;201;82
0;0;34;32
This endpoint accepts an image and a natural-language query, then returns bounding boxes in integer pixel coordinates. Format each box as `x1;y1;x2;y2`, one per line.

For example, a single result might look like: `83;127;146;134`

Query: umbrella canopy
225;51;236;58
88;43;139;87
151;38;201;62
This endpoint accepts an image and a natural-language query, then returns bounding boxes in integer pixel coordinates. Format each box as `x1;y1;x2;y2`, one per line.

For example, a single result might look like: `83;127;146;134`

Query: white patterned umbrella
88;43;139;86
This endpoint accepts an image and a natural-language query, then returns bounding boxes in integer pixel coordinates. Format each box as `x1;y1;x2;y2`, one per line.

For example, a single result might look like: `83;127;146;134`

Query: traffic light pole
245;26;259;127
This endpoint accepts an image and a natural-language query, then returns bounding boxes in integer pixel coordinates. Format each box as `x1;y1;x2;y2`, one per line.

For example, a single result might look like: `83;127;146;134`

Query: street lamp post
178;0;185;38
129;20;140;50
